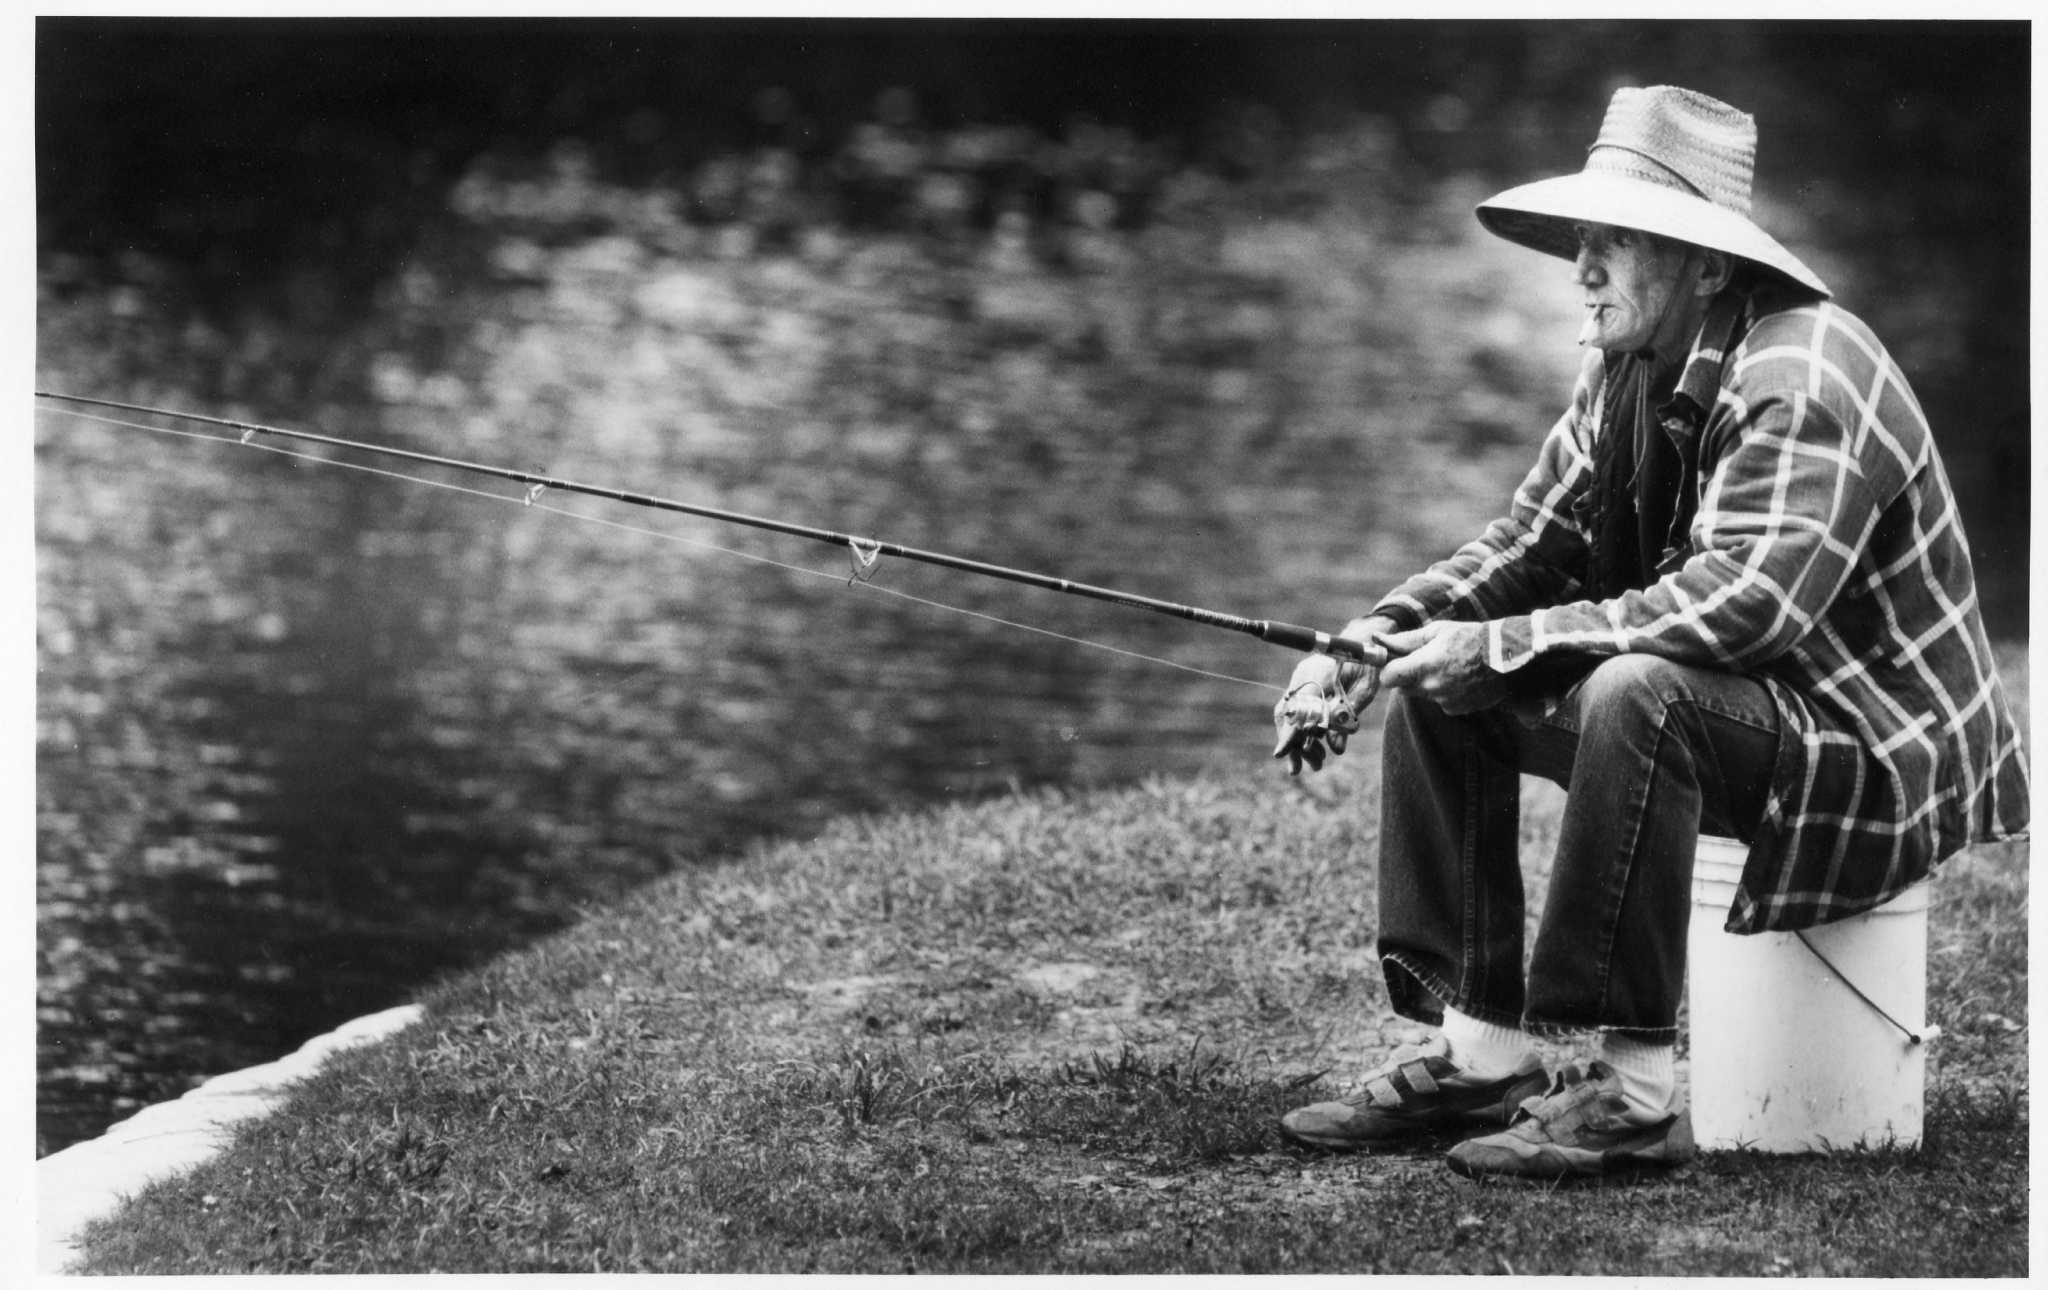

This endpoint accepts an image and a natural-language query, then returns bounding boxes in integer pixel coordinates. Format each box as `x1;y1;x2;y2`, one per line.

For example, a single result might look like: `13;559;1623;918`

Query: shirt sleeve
1484;351;1912;674
1372;349;1601;629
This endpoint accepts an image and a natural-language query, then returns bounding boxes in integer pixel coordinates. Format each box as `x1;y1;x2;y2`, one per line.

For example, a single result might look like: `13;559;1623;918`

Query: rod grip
1262;620;1387;665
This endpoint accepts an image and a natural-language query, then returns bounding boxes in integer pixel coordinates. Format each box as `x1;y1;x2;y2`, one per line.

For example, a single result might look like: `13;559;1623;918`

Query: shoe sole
1444;1143;1690;1179
1279;1118;1480;1152
1445;1116;1696;1180
1279;1075;1550;1153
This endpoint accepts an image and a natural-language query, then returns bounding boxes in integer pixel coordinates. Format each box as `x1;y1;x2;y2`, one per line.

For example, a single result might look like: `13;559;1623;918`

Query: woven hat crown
1585;86;1756;218
1474;83;1828;297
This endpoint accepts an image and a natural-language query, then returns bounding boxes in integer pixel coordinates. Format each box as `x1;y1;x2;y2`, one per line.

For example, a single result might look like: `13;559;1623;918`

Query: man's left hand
1269;617;1391;775
1378;621;1508;714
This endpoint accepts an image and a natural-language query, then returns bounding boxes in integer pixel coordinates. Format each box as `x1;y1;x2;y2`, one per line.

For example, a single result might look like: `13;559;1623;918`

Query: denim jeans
1376;654;1779;1041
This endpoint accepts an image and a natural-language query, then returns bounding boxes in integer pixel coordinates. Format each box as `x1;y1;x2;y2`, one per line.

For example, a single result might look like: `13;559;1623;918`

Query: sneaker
1445;1060;1695;1179
1279;1036;1548;1151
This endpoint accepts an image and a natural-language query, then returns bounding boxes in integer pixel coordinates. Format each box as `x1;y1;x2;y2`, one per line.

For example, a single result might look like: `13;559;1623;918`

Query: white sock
1598;1034;1678;1123
1440;1007;1535;1077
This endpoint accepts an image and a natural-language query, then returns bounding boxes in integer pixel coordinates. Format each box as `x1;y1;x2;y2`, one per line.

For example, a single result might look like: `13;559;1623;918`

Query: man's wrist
1485;615;1539;672
1364;604;1423;634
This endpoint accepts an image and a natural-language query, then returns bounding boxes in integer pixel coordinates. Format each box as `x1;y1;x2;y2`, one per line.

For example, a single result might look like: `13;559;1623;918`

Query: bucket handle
1794;930;1937;1047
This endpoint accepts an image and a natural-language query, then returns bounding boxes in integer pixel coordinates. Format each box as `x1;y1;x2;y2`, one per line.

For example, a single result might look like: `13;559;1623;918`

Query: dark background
35;18;2029;1156
40;18;2030;591
38;21;2031;283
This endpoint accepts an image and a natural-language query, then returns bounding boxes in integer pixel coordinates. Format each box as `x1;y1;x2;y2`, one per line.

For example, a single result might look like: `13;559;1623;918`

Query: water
34;142;2025;1156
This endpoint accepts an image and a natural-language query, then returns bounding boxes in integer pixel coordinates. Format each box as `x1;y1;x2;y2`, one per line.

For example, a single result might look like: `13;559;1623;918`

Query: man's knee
1382;679;1526;766
1383;683;1465;737
1574;654;1693;732
1380;685;1471;763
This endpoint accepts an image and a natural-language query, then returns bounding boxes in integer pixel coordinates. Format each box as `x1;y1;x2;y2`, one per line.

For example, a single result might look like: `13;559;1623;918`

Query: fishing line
38;402;1285;694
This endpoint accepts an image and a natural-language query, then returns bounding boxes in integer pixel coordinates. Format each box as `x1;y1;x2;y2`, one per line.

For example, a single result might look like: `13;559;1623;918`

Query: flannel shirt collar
1654;288;1750;444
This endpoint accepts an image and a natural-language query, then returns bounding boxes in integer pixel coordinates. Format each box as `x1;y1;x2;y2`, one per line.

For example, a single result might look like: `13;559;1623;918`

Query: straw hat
1476;85;1829;298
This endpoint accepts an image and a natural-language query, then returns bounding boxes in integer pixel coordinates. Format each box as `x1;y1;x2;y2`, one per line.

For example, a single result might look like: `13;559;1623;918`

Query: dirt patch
794;974;911;1017
1015;962;1104;995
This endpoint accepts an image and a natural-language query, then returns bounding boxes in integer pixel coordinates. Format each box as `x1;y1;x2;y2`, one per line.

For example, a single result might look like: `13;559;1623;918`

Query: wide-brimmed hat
1476;85;1829;298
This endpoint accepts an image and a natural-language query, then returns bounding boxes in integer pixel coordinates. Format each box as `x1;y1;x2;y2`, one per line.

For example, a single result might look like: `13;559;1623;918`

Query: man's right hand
1270;616;1396;775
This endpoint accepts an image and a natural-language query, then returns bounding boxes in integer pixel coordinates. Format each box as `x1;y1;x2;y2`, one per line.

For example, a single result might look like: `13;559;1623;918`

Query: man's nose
1572;248;1605;287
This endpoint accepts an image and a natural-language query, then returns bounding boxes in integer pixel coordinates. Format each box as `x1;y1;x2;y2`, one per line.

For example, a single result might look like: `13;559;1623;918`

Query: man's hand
1271;617;1392;775
1378;620;1508;714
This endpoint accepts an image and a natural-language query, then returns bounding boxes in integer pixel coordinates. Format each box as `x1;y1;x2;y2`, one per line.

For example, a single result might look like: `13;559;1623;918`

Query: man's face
1571;223;1699;356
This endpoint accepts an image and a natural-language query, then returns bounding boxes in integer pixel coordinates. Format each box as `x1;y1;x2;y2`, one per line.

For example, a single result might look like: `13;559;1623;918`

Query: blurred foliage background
35;18;2029;1156
40;18;2030;619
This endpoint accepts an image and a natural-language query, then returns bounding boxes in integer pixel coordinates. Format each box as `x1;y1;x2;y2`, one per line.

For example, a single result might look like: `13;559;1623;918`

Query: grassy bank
71;714;2028;1274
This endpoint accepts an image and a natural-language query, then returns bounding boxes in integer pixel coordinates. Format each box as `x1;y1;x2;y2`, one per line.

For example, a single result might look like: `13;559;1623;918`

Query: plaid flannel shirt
1376;287;2029;933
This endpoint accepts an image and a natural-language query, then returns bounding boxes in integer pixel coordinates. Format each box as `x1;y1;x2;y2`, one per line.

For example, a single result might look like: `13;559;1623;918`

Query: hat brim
1477;171;1829;298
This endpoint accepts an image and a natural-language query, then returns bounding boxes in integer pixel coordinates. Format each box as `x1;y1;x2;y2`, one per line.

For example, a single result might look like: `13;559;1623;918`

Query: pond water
34;143;2026;1155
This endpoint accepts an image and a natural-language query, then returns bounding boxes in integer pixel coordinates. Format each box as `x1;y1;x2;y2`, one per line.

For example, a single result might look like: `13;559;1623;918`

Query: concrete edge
35;1002;426;1276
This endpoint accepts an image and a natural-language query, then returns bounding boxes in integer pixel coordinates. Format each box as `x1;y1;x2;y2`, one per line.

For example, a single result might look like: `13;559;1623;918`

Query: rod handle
1261;620;1389;666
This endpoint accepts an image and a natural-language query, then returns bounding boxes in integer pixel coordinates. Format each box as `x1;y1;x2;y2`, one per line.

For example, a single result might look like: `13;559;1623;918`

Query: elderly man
1270;86;2028;1179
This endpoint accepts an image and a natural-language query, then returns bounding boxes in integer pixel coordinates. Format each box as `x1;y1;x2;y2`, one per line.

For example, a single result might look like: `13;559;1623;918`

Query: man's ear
1696;249;1734;297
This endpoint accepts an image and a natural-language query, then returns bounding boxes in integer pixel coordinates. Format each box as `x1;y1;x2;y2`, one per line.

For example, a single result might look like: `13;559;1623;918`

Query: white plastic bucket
1687;835;1934;1152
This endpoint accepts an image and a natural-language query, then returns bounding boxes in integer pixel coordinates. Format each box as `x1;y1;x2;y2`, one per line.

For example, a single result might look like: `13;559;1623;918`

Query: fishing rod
35;391;1388;667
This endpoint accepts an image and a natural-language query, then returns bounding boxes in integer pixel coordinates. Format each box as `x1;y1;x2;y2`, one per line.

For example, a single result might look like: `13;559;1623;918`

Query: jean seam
1383;950;1523;1031
1591;700;1671;1027
1544;666;1778;738
1525;1018;1679;1042
1542;685;1756;1036
1680;694;1776;734
1459;724;1483;1013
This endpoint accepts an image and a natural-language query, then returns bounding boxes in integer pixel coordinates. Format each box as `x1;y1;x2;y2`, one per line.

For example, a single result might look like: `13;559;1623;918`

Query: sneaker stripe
1400;1060;1439;1096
